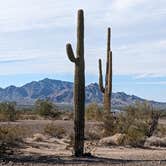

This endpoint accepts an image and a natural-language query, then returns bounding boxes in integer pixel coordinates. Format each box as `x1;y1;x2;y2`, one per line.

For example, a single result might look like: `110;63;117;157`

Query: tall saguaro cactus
66;9;85;157
98;28;112;112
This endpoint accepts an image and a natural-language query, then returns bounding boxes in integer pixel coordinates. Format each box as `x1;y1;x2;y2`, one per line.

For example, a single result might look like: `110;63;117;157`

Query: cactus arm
99;59;105;93
66;43;76;63
108;51;112;93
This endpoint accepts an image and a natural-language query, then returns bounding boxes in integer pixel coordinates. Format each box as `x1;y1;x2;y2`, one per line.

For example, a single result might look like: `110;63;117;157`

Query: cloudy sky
0;0;166;102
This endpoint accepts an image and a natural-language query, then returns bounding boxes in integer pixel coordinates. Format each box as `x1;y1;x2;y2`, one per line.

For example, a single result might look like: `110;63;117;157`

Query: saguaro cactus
66;9;85;157
98;28;112;112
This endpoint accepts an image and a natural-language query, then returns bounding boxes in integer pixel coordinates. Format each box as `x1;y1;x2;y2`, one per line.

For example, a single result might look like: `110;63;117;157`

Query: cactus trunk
103;92;111;112
66;9;85;157
98;28;112;113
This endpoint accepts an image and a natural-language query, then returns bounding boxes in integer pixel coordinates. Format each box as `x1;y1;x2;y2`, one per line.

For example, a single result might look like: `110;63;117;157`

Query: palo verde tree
98;28;112;113
66;9;85;157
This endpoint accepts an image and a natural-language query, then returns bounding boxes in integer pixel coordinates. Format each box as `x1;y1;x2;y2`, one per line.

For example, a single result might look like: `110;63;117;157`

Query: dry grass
43;123;66;139
0;125;26;154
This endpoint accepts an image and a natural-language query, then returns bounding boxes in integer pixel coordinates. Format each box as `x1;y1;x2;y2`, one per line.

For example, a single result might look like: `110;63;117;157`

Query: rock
99;133;125;146
145;136;166;147
32;133;47;142
62;116;70;121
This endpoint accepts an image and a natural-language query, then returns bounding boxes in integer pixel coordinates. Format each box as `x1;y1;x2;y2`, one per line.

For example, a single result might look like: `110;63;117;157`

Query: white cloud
136;81;166;85
0;0;165;77
113;39;166;76
0;0;72;32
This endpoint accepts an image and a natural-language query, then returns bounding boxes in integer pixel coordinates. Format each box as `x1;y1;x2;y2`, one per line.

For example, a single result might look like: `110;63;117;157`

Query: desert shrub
43;123;66;139
85;103;103;121
0;125;25;154
18;114;40;120
155;124;166;137
0;102;18;121
85;130;99;140
85;126;102;140
102;112;117;137
159;109;166;118
16;107;42;120
121;103;159;146
35;99;61;119
124;125;147;146
61;111;73;120
102;102;160;146
0;113;6;121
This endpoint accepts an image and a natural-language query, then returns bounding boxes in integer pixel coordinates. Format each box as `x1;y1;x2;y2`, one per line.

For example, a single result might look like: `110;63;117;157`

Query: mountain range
0;78;166;109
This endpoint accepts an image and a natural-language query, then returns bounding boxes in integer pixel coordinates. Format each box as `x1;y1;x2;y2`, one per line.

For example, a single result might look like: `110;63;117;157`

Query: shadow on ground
0;155;166;166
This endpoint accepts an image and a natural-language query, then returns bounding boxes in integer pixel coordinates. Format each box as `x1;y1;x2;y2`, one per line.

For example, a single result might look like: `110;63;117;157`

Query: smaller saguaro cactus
98;28;112;112
66;9;85;157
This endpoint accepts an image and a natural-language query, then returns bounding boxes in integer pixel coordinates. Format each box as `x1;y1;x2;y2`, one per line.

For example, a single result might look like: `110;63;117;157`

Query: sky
0;0;166;102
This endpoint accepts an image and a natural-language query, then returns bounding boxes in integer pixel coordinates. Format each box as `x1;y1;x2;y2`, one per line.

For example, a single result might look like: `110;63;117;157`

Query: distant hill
0;78;166;109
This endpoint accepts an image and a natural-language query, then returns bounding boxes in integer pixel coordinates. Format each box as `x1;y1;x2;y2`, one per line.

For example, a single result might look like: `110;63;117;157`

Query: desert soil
0;120;166;166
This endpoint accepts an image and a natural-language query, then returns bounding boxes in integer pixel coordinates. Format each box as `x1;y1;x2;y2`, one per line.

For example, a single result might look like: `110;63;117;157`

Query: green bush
102;102;160;146
102;112;117;137
159;109;166;118
124;124;147;146
16;108;41;120
155;124;166;137
0;102;17;121
35;99;61;119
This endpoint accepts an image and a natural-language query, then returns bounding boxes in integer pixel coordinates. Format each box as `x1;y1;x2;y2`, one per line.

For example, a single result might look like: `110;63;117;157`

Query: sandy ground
20;140;166;160
0;120;166;166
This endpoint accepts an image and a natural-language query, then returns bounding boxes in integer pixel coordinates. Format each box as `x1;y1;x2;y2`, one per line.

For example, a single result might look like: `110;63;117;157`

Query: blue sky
0;0;166;102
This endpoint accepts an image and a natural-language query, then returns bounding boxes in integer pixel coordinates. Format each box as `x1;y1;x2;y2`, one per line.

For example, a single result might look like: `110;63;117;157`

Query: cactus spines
98;28;112;112
66;9;85;157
